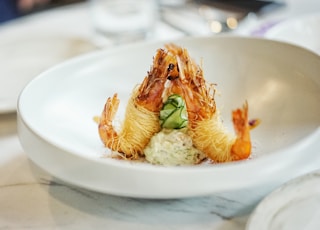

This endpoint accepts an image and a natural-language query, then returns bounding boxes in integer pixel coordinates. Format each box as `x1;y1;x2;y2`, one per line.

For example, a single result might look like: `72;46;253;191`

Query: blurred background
0;0;85;23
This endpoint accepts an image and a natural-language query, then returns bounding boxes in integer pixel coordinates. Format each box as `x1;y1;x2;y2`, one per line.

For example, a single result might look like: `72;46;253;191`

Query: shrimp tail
230;101;251;161
98;93;121;151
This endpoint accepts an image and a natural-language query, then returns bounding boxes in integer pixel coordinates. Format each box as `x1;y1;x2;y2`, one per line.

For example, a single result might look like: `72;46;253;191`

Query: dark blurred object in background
196;0;285;15
0;0;19;23
0;0;85;23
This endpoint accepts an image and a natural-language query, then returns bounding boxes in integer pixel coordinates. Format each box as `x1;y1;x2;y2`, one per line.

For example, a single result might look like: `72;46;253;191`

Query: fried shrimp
165;44;256;163
98;43;259;164
98;48;176;159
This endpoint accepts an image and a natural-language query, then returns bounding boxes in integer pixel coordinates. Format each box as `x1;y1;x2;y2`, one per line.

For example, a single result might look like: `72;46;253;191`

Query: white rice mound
144;128;206;166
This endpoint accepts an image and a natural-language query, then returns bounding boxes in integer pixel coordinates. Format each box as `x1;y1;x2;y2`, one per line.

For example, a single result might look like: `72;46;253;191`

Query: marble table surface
1;0;320;229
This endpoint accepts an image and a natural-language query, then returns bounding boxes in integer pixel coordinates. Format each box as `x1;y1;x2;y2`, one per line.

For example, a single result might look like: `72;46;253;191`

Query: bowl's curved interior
17;36;320;198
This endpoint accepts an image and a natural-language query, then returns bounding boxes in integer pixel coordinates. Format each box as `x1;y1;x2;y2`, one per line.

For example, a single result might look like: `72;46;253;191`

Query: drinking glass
90;0;158;46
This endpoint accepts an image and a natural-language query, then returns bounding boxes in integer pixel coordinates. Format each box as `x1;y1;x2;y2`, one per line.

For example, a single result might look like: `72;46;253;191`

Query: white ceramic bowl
246;171;320;230
18;37;320;202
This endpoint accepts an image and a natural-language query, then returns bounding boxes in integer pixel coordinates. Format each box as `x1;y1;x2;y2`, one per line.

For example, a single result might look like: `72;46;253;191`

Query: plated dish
265;13;320;55
246;171;320;230
97;43;259;165
18;37;320;199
